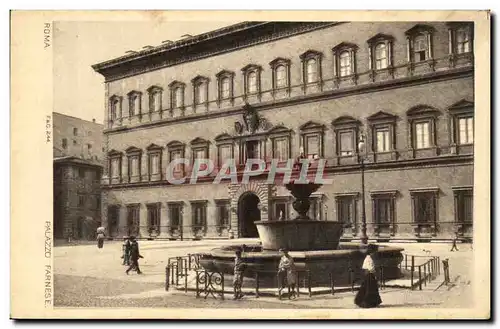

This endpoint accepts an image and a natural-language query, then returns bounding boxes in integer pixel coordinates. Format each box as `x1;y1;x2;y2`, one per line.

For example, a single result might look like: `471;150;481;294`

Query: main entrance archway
238;192;261;238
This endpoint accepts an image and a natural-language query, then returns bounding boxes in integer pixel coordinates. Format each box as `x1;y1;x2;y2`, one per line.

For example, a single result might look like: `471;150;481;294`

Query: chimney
92;118;96;123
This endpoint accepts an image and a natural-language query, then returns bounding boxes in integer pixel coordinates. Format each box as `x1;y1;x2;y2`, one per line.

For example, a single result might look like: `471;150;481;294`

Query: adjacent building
92;21;474;242
53;112;104;239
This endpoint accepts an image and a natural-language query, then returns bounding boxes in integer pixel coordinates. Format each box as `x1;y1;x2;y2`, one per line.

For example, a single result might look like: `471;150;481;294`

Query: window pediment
146;85;163;93
268;125;292;135
332;116;361;126
241;64;262;73
367;33;394;45
146;143;163;151
448;99;474;113
332;42;358;53
269;57;291;67
300;121;325;131
407;105;441;117
216;70;234;78
125;146;142;154
191;75;209;84
168;80;185;88
300;49;322;60
367;111;398;122
109;94;121;101
215;133;233;143
190;137;210;147
167;140;185;149
405;24;436;36
108;149;122;157
127;90;142;97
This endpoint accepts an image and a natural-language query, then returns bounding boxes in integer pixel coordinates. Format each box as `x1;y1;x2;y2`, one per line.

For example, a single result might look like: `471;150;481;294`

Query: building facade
53;157;103;239
53;113;104;240
53;112;105;163
93;21;474;242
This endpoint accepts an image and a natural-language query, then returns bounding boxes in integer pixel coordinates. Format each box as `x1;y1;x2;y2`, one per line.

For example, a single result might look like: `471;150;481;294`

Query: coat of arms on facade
234;103;272;135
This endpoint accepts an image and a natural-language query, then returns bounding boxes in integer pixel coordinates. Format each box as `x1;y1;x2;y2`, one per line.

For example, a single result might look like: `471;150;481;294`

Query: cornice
103;66;473;136
93;22;340;82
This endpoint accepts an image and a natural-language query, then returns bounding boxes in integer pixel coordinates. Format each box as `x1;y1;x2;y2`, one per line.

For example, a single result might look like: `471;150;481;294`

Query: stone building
92;21;474;242
53;113;104;239
53;112;105;163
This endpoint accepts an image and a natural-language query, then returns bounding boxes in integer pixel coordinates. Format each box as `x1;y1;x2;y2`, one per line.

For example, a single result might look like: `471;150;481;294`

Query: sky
53;20;239;124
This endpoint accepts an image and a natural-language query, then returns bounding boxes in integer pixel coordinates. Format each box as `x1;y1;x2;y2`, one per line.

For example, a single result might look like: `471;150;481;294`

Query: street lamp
358;133;369;245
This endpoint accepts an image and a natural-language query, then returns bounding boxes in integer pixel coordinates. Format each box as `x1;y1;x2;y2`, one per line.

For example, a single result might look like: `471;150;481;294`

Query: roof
54;156;103;168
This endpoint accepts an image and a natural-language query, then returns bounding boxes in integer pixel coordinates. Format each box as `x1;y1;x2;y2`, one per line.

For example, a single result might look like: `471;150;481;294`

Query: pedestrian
278;248;297;299
96;229;106;249
121;236;131;265
450;238;459;252
126;236;143;275
233;248;245;300
354;244;382;308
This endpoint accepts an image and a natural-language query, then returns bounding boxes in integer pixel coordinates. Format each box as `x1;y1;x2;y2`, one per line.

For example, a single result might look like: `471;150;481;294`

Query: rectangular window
276;66;287;88
245;141;259;160
376;128;390;152
413;193;436;224
192;202;207;229
221;78;230;99
216;201;230;228
306;135;319;158
272;200;288;220
273;138;289;161
173;88;183;108
456;191;473;223
169;204;181;229
456;28;471;54
149;153;160;175
413;35;428;62
78;168;85;179
147;204;160;231
458;117;474;144
339;52;351;77
62;138;68;149
195;84;206;104
78;194;85;207
73;128;78;136
415;122;430;149
218;145;232;167
375;44;388;70
110;158;120;178
374;198;392;224
170;150;183;172
339;131;354;156
87;144;92;152
337;196;356;227
129;156;140;177
194;148;206;160
126;204;140;236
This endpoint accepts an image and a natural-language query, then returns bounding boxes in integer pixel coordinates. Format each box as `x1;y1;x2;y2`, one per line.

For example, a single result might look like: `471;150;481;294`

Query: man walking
126;236;143;275
450;238;459;252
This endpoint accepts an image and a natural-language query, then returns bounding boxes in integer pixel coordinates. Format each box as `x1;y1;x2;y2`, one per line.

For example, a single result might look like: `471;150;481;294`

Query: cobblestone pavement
54;239;474;309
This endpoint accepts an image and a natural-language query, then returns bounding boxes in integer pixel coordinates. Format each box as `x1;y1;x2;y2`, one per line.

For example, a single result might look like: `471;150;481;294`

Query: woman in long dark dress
354;244;382;308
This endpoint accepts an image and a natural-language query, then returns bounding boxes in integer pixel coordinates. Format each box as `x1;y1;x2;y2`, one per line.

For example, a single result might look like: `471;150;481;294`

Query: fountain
199;154;404;286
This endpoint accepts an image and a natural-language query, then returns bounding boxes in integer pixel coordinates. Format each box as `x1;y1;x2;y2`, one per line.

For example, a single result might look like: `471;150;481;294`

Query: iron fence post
410;256;415;290
418;266;422;290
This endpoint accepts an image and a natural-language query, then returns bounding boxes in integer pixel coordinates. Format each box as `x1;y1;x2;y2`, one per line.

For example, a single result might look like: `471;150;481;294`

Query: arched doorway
238;192;261;238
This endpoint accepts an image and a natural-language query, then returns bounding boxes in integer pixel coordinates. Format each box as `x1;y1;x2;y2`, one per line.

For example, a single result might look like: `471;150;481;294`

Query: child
121;236;131;265
233;249;245;300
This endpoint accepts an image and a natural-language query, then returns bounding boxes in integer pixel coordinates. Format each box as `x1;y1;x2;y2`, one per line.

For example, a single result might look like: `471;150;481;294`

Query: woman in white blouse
354;244;382;308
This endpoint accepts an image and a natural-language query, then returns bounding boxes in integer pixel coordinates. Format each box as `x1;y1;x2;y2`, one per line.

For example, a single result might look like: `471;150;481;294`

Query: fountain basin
199;243;404;285
255;220;344;251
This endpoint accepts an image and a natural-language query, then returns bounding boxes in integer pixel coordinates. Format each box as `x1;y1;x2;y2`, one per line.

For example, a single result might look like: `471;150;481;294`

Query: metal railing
165;254;202;292
400;254;441;290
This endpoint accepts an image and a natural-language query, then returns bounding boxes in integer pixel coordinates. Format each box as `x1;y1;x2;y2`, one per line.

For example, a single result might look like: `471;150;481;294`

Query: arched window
339;51;351;77
374;43;388;69
306;58;318;83
276;65;286;88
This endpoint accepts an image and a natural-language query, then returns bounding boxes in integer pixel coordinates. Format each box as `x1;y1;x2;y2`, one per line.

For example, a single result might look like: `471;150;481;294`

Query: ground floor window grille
147;203;161;235
126;204;140;236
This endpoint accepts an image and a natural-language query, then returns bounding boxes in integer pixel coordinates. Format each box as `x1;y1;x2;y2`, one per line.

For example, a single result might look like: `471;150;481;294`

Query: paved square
54;239;473;309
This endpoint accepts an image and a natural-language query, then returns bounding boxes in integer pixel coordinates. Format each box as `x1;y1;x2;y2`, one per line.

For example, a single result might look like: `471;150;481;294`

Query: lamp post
358;134;369;245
